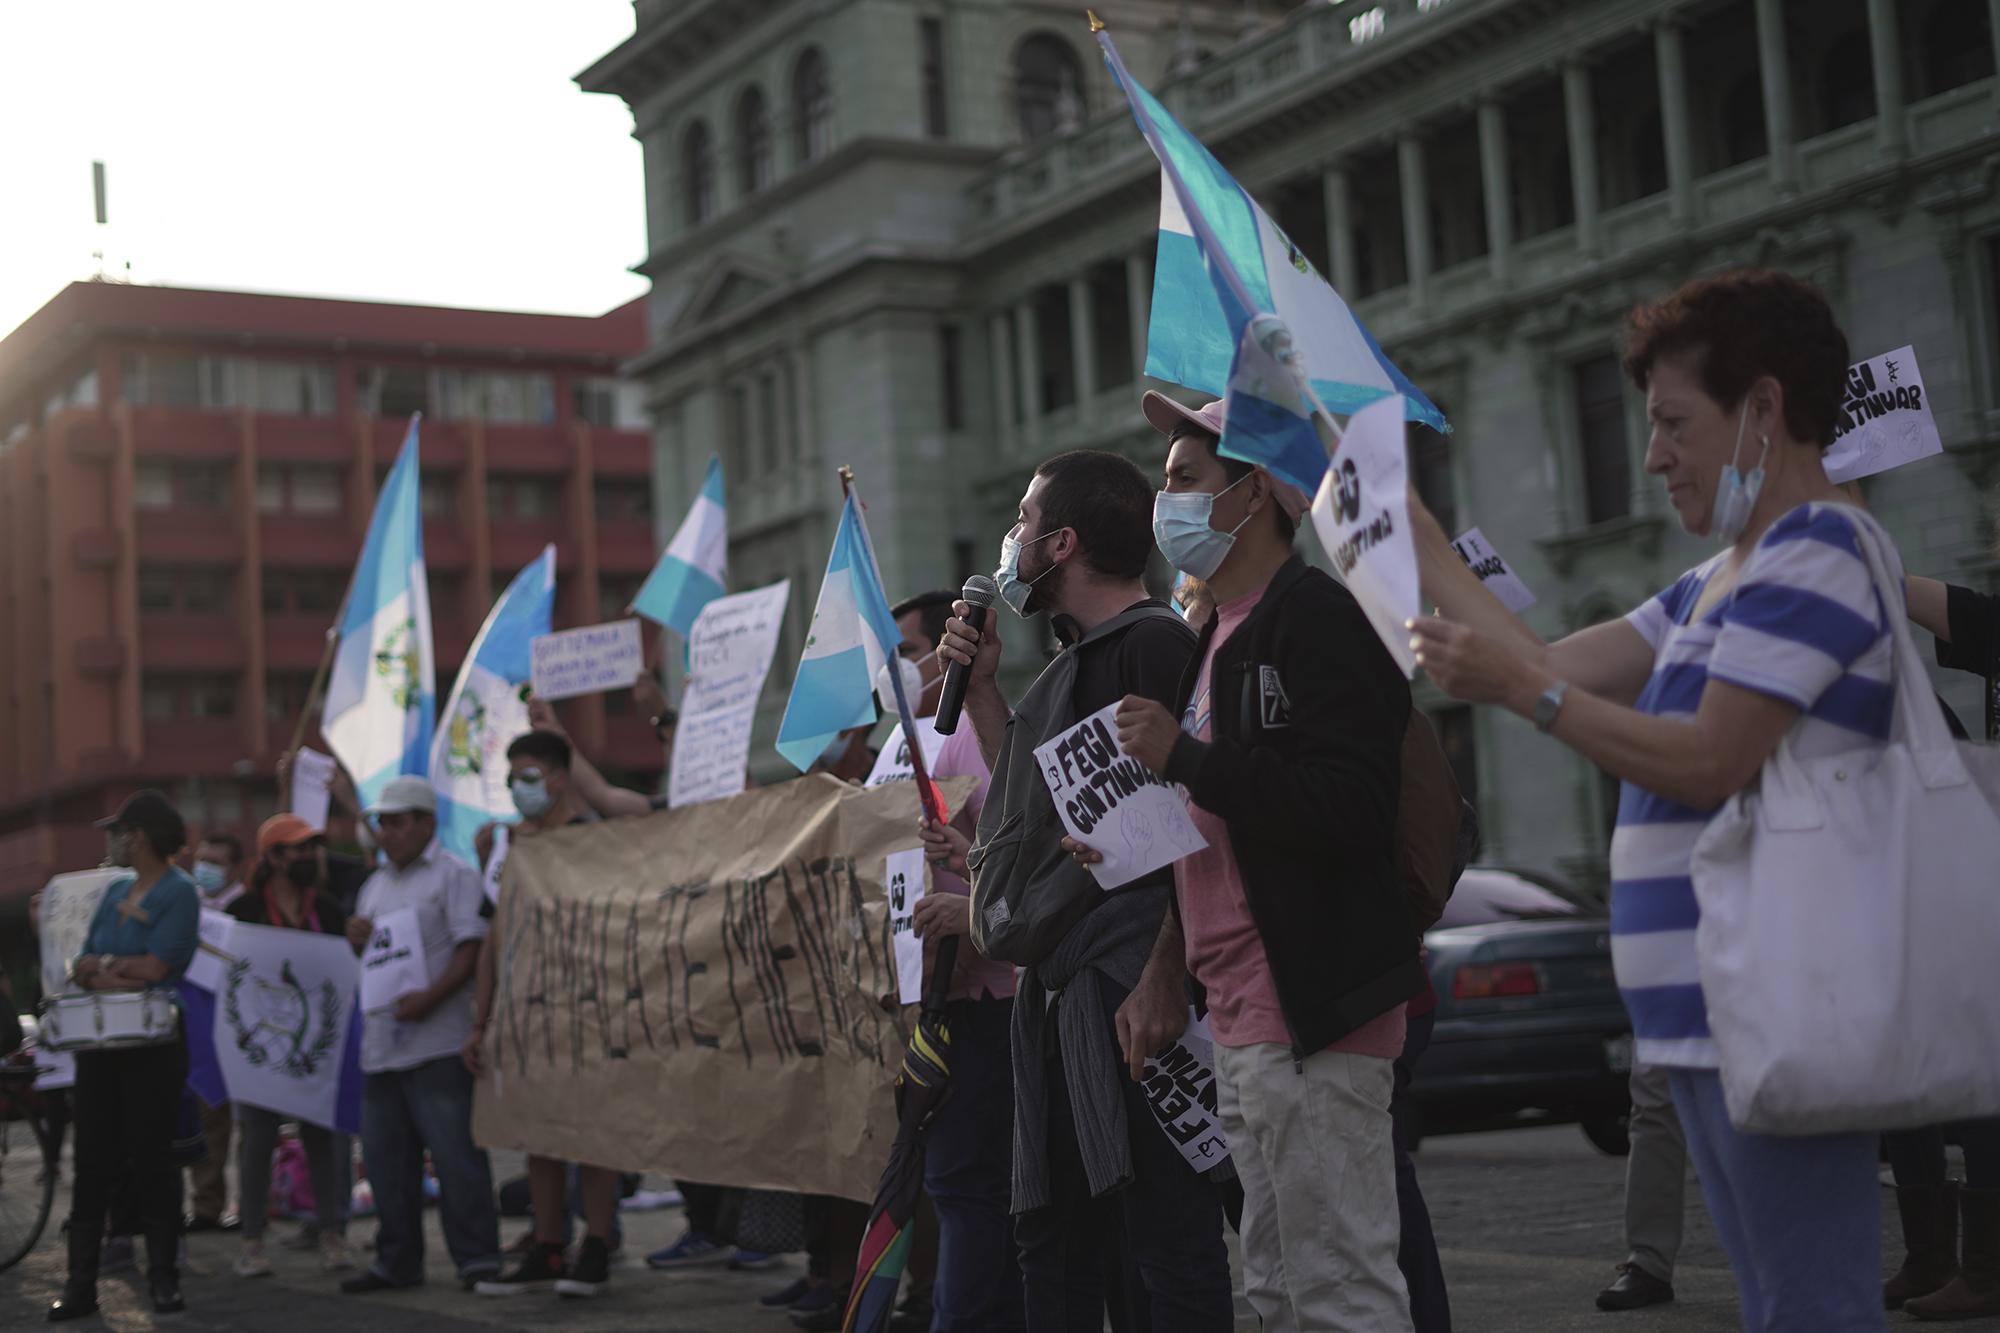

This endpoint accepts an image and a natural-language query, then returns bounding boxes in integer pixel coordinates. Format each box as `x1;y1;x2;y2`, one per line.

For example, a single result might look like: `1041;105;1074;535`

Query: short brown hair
1033;450;1155;579
1621;268;1849;447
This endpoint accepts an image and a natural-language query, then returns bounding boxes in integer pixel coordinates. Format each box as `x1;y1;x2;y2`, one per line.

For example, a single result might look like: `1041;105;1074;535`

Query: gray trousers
1622;1062;1689;1282
235;1104;350;1243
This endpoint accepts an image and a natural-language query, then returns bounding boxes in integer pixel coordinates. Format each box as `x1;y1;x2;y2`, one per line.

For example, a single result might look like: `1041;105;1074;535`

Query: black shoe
47;1281;98;1323
793;1297;848;1333
1596;1263;1674;1311
150;1273;186;1315
342;1270;403;1295
474;1243;564;1297
555;1236;611;1299
183;1214;225;1234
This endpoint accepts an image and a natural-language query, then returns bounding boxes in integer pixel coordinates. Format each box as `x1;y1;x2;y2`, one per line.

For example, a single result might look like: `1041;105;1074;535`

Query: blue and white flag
322;417;436;810
632;454;727;637
775;493;904;774
1098;32;1446;495
430;545;556;866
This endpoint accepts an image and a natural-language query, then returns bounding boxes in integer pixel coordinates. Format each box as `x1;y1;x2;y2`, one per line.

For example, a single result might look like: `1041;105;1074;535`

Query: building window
939;324;964;430
121;352;201;409
573;376;637;429
1722;73;1769;166
135;461;175;510
141;672;238;721
1032;284;1076;414
430;570;464;622
487;472;561;520
137;460;231;511
255;462;346;516
137;566;233;617
1431;705;1478;806
1507;81;1575;241
794;48;833;164
264;671;317;723
419;470;458;519
1015;33;1084;142
757;372;782;474
263;567;345;616
1088;261;1133;392
1593;43;1666;208
1352;145;1409;298
1273;178;1331;279
598;574;646;622
243;359;336;416
1915;0;1995;97
138;570;175;612
1573;355;1631;526
434;370;555;425
726;382;752;480
737;87;773;194
357;364;431;418
1409;424;1456;537
594;478;652;523
920;17;949;138
1821;29;1879;131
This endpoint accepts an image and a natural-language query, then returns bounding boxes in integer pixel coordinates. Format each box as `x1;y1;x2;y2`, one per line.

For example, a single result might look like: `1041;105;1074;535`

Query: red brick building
0;281;661;918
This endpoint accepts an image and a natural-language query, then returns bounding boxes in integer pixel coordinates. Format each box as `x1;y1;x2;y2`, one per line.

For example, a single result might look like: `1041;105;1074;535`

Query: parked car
1409;866;1634;1155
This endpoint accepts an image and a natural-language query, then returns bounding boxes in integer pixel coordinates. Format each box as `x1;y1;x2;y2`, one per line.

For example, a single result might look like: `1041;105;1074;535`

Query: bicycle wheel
0;1099;56;1273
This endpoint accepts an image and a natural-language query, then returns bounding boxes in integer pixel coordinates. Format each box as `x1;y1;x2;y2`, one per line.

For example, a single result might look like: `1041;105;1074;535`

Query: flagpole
1091;14;1348;455
839;467;949;831
281;614;345;810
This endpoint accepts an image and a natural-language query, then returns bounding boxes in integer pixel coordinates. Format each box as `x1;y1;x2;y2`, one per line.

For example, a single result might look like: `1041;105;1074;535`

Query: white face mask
875;655;930;715
1712;401;1771;545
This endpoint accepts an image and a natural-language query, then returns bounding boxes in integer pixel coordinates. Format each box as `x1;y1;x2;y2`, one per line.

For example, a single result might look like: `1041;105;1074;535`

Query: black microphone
934;574;997;736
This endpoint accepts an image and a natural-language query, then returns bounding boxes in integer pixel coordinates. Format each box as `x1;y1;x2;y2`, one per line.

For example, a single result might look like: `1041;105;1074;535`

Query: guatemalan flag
322;417;436;811
1096;28;1447;495
429;546;556;867
632;454;728;637
775;493;904;773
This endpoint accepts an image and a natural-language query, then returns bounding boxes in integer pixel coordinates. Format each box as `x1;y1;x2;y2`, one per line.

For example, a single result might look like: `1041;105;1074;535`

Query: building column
1867;0;1908;160
1753;0;1797;192
1068;275;1098;409
1654;19;1695;225
1563;59;1603;257
1125;250;1152;383
1397;132;1432;307
1013;299;1042;432
1324;164;1359;295
987;312;1016;449
1476;97;1513;283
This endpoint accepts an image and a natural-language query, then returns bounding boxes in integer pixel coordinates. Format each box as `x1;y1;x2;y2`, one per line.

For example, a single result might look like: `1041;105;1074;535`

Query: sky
0;1;649;342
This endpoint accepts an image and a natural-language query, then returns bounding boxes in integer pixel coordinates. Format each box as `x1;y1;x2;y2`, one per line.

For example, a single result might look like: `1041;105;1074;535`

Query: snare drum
39;990;180;1052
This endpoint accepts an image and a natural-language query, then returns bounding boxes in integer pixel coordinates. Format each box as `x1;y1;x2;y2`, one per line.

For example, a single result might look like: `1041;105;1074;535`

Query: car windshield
1434;869;1594;928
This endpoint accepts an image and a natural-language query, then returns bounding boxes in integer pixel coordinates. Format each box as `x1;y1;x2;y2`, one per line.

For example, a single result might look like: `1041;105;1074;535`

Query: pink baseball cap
1140;390;1312;524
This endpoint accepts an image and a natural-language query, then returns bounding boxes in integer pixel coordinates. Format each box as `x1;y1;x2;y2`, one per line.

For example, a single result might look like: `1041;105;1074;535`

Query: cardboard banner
1035;703;1207;890
1312;395;1418;678
530;620;645;701
472;774;969;1202
1825;345;1943;485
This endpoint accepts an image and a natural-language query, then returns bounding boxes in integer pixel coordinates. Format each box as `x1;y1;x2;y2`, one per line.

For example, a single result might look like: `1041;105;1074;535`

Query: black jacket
1162;556;1424;1057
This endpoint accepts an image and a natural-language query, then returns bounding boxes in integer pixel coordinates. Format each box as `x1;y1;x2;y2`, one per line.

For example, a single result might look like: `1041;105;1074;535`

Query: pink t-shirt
1174;589;1406;1057
932;722;1017;1002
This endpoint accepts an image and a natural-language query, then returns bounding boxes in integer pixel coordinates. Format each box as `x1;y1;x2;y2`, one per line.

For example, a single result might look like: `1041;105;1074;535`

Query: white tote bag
1690;505;2000;1136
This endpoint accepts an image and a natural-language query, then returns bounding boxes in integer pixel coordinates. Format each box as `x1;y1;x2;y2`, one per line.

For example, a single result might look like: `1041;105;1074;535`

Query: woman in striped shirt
1409;269;1895;1333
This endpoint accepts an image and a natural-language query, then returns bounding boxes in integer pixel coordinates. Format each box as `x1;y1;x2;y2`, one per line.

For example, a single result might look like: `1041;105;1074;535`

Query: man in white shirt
339;776;501;1294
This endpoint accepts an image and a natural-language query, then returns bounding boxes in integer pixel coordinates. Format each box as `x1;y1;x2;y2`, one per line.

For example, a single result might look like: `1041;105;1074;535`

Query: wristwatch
1532;680;1570;734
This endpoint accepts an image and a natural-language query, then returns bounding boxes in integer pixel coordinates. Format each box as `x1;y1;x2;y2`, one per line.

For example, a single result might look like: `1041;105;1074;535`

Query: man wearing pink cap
1069;392;1425;1333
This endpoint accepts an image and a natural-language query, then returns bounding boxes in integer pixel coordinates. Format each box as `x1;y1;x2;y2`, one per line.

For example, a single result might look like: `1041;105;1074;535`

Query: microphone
934;574;997;736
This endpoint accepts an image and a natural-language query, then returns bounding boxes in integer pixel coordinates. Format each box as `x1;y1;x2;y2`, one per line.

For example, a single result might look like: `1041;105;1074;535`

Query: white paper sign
669;581;792;808
37;868;127;997
1140;1009;1230;1171
1312;394;1419;678
1034;703;1208;891
359;908;429;1012
34;1048;76;1092
529;620;645;701
482;824;509;905
866;718;947;789
290;746;338;830
1823;345;1943;485
184;909;237;992
885;847;927;1005
1450;526;1537;613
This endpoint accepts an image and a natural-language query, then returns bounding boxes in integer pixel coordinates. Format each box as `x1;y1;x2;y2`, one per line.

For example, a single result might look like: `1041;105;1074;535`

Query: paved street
5;1127;1998;1331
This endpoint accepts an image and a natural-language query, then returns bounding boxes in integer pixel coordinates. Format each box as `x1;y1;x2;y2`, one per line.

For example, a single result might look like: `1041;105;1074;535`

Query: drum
38;991;179;1051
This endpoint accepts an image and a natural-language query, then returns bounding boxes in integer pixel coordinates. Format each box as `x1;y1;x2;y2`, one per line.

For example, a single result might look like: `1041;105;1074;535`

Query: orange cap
257;813;323;859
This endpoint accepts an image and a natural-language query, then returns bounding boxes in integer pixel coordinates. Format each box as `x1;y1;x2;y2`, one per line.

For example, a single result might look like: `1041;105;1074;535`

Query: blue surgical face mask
1712;402;1771;545
994;529;1060;617
1153;473;1252;580
509;775;553;819
192;861;229;895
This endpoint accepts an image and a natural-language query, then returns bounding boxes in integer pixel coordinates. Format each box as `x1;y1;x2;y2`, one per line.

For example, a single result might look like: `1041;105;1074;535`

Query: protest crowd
19;35;2000;1333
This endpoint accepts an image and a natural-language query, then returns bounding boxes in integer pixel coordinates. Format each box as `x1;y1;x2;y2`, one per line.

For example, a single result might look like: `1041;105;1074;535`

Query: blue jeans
361;1055;500;1285
924;996;1023;1333
1668;1068;1884;1333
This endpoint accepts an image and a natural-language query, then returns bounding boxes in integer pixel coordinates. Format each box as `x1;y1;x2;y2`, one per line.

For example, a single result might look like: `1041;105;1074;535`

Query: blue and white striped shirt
1610;503;1895;1068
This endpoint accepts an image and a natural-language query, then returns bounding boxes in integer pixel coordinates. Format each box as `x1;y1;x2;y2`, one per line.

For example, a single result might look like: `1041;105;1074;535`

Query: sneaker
789;1283;838;1319
474;1243;564;1296
760;1277;814;1311
321;1236;356;1272
234;1245;274;1279
645;1230;730;1269
554;1236;610;1299
793;1296;847;1333
505;1230;538;1257
730;1249;780;1271
100;1236;135;1274
1596;1262;1674;1311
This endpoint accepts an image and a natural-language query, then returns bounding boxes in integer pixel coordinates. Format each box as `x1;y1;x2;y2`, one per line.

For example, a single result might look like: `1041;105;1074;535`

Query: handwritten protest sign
1140;1008;1229;1171
1035;703;1207;890
530;620;645;701
290;746;338;830
185;909;237;992
1450;526;1536;614
885;847;927;1005
669;581;792;808
473;774;974;1202
1311;395;1418;677
482;825;510;905
359;908;429;1012
866;717;946;790
37;868;127;997
1823;345;1943;485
